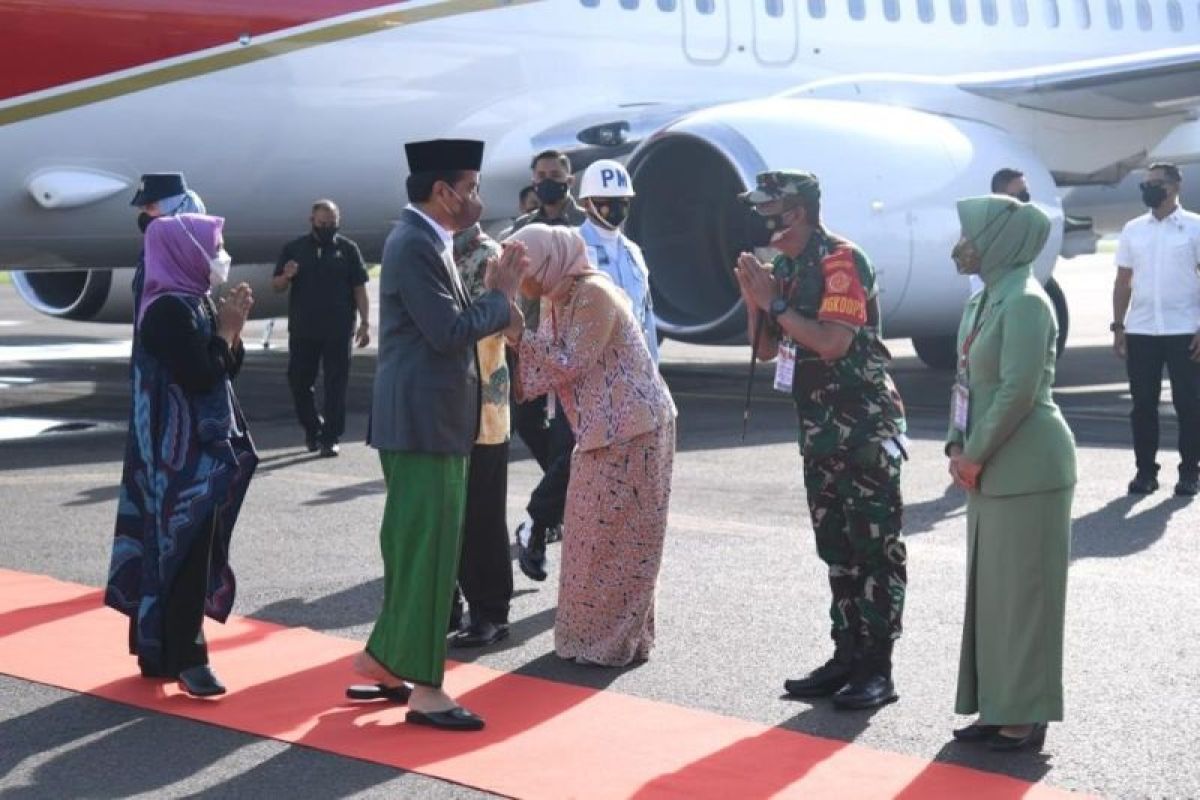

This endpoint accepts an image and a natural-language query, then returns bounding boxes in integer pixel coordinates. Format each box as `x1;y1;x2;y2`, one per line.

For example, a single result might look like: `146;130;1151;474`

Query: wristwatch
1109;321;1125;332
768;297;789;322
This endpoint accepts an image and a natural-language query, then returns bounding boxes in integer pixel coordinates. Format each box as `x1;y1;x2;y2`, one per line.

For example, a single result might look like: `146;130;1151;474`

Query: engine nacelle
10;263;289;323
626;98;1063;343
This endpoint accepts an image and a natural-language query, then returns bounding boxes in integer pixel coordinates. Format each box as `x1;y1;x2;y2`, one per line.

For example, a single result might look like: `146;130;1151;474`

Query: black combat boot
833;639;898;710
784;631;856;698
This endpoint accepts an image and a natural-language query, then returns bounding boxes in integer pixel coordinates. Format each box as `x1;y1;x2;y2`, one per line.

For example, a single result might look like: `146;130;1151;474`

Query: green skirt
955;486;1072;723
366;450;468;687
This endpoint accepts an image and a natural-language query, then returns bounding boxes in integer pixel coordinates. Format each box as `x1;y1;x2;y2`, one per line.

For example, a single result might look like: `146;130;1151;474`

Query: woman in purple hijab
105;213;259;697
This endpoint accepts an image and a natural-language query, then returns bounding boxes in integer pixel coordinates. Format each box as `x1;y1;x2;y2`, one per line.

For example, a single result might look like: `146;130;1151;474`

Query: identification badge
951;381;970;432
774;338;796;392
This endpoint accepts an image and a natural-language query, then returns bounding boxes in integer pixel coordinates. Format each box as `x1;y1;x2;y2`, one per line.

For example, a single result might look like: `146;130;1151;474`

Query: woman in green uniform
945;195;1076;752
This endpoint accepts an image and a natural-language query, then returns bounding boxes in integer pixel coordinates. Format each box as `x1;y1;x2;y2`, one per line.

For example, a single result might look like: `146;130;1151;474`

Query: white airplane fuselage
3;0;1197;348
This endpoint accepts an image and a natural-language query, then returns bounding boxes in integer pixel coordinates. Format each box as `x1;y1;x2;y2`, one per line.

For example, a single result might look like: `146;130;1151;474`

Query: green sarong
366;450;468;687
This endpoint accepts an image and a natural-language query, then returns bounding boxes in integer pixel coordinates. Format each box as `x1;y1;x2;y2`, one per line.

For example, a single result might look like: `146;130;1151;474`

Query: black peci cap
129;173;188;207
404;139;485;173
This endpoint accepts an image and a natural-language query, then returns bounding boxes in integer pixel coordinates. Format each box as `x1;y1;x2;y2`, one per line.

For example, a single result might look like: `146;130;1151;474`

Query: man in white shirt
576;159;659;363
1112;162;1200;496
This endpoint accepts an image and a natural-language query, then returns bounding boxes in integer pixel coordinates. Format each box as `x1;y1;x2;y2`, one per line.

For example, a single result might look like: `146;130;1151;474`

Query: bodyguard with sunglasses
1112;162;1200;496
577;159;659;363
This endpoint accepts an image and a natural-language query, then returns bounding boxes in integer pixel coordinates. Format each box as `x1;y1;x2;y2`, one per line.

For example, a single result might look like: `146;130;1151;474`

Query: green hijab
956;195;1051;287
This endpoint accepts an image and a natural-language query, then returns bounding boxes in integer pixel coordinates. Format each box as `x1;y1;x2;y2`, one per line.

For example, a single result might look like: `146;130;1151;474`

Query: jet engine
626;98;1064;365
10;263;289;323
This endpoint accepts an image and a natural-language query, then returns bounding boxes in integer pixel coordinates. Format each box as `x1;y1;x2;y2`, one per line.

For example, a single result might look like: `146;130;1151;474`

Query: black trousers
288;335;352;445
1126;334;1200;476
513;394;573;530
455;442;513;625
130;511;216;675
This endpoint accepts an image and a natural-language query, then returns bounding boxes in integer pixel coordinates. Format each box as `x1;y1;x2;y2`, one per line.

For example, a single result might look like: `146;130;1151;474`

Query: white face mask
209;248;232;287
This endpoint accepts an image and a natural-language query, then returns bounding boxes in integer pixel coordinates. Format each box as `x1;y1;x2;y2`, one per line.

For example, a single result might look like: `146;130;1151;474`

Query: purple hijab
138;213;224;324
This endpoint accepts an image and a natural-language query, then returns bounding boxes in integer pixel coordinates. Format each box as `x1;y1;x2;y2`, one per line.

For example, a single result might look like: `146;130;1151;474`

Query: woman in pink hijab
507;224;676;666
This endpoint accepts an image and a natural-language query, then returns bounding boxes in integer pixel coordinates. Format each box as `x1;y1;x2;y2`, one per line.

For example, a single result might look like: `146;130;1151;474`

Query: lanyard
958;291;989;379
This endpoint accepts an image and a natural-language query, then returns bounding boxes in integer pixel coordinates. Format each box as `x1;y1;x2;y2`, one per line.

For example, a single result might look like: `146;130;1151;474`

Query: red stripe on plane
2;0;410;102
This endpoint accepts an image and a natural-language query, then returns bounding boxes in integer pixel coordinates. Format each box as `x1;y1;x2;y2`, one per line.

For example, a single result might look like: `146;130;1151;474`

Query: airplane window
1043;0;1060;25
848;0;866;19
695;0;714;13
1105;0;1122;28
620;0;639;8
808;0;827;17
982;0;999;24
1011;0;1030;24
766;0;785;15
581;0;599;6
1135;0;1151;27
918;0;936;20
951;0;968;23
657;0;677;8
1165;0;1182;29
1072;0;1091;26
884;0;901;19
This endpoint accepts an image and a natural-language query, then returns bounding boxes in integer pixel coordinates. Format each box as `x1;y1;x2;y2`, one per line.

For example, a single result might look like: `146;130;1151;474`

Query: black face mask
1014;190;1031;203
313;225;338;244
1140;183;1168;209
593;199;629;229
137;212;155;234
534;179;569;206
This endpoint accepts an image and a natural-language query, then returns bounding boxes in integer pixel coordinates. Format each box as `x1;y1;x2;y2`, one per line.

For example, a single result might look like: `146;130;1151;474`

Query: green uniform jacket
946;267;1077;495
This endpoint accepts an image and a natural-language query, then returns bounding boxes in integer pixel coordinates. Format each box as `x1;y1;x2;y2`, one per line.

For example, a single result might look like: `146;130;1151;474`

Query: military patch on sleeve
818;247;868;327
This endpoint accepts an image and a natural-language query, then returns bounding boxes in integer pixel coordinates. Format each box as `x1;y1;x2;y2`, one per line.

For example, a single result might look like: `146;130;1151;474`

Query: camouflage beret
739;170;820;205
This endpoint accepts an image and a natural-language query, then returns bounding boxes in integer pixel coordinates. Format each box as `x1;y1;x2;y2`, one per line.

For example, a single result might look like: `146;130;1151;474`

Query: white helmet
578;159;636;199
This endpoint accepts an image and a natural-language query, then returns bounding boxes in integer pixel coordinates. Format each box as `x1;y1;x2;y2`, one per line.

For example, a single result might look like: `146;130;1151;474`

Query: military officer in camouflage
734;170;908;710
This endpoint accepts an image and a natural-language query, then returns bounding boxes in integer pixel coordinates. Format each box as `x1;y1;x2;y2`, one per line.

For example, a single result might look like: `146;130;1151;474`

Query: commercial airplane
3;0;1199;368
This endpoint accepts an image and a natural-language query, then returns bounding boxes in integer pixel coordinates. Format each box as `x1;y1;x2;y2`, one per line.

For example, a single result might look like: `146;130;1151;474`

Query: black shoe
178;665;226;697
1175;474;1199;497
516;521;548;582
1128;473;1159;494
784;632;856;698
832;639;898;710
319;443;340;458
346;682;412;703
952;722;1001;742
406;706;485;731
305;432;320;453
989;722;1047;752
832;673;898;710
448;620;510;649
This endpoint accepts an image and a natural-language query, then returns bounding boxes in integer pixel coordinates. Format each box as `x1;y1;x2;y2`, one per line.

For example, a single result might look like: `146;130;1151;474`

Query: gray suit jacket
368;209;511;455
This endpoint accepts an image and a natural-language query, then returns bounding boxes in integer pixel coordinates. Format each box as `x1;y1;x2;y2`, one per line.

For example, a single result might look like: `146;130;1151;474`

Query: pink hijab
510;223;598;296
138;213;225;324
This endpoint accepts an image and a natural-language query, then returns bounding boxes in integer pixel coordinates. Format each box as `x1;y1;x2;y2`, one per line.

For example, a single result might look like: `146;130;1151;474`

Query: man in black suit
352;139;526;731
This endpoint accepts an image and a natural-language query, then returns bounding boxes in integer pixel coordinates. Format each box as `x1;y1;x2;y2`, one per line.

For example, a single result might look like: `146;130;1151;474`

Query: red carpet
0;569;1087;799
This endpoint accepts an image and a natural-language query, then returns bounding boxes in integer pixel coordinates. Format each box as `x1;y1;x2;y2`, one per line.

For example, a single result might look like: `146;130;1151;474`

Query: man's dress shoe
448;620;509;649
1128;473;1159;494
319;443;340;458
345;683;413;703
178;665;226;697
1175;474;1199;497
405;706;485;731
952;722;1001;742
989;722;1047;752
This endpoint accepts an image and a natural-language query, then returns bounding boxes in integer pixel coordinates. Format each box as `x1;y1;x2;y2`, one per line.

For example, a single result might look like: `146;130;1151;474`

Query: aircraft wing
959;44;1200;120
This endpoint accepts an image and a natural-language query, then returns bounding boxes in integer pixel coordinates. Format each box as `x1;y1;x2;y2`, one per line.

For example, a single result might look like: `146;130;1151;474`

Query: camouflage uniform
746;172;907;650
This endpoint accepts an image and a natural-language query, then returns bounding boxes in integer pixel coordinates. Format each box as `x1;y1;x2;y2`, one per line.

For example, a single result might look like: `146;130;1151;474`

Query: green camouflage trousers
802;440;906;644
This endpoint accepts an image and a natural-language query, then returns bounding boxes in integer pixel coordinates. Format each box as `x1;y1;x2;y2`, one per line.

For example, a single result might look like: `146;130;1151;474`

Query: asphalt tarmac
1;253;1197;799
